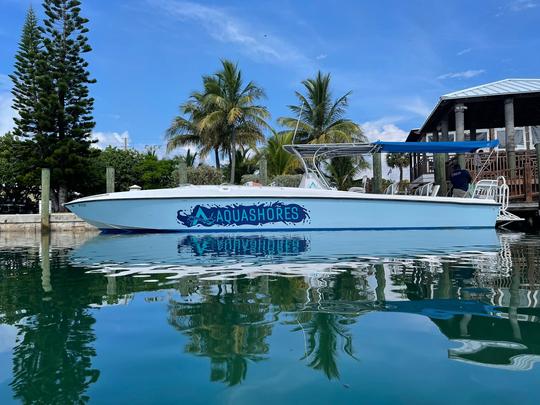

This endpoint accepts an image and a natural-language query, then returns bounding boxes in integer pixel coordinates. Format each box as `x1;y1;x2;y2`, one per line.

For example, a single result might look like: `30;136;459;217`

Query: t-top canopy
283;140;498;158
373;140;499;154
283;143;376;159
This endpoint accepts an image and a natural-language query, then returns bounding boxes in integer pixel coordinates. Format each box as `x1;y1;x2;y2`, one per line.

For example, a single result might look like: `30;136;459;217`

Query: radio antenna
292;102;305;144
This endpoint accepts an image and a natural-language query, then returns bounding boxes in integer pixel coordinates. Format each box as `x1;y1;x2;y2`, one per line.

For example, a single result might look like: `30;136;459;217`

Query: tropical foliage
9;7;42;139
325;157;368;191
166;88;223;167
277;71;367;190
4;5;381;209
167;60;270;183
181;149;198;167
260;130;298;177
386;153;410;182
186;166;224;185
278;71;364;144
222;146;259;185
7;1;96;211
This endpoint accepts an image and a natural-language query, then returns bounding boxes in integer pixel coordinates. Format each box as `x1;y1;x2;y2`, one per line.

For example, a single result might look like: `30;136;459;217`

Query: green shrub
270;174;302;187
186;166;224;185
240;174;260;184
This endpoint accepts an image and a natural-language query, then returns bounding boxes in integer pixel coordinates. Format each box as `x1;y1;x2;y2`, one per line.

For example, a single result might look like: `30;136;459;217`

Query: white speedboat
65;141;500;232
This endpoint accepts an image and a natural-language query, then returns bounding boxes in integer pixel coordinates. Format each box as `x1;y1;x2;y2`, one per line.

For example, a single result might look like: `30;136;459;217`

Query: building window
532;126;540;146
495;128;526;149
476;130;488;141
496;129;506;148
516;128;525;149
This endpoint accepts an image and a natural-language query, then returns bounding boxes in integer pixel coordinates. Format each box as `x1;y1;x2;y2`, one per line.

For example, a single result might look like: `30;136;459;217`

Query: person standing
450;163;472;197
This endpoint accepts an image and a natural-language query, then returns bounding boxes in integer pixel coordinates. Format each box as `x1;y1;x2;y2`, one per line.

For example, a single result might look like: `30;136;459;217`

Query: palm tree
261;129;298;177
386;153;410;182
325;156;367;191
183;149;198;167
200;60;270;183
166;89;224;168
278;71;364;144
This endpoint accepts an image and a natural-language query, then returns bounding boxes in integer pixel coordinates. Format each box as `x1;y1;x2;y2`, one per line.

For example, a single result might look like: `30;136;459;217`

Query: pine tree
9;7;42;138
38;0;96;208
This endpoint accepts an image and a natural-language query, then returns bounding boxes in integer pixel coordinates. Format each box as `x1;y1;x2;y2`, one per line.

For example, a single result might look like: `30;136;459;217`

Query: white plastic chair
414;183;433;196
349;175;369;193
384;182;399;195
471;179;498;200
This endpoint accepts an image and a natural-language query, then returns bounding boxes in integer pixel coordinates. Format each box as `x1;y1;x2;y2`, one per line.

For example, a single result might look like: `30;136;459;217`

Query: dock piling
41;168;50;233
178;160;188;185
536;143;540;210
259;157;268;186
434;154;447;196
41;232;52;293
373;153;382;193
106;167;115;193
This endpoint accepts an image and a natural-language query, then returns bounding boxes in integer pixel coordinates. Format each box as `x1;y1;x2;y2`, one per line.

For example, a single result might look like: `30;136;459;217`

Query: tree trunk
214;147;220;169
229;131;236;184
399;166;403;182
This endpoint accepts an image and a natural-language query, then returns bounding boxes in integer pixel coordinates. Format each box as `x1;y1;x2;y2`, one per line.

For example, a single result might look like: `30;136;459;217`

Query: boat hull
66;191;499;231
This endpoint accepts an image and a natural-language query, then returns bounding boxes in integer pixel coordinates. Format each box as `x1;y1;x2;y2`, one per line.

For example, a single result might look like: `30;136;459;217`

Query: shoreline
0;213;98;234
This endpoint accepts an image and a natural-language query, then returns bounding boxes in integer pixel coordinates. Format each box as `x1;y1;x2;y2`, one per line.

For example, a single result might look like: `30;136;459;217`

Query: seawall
0;213;98;234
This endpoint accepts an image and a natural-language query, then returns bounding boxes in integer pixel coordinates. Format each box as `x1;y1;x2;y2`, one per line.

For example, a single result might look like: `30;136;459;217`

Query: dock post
259;157;268;186
505;98;517;178
536;143;540;210
178;160;188;185
106;167;115;193
41;168;50;233
373;152;382;193
434;154;447;196
455;104;467;168
40;232;52;293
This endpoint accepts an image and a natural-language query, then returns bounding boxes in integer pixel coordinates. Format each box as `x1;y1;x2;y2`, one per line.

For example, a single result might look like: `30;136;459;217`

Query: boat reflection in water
71;229;502;279
68;229;540;378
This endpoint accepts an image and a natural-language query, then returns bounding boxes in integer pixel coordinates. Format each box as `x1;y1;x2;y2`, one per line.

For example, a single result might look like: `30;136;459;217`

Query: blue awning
373;140;499;154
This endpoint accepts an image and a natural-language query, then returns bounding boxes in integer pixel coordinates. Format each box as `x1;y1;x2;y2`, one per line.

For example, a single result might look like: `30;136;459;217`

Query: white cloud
509;0;537;11
360;118;410;181
399;97;432;117
361;118;409;142
315;53;327;60
437;69;485;80
456;48;472;56
149;0;308;65
91;131;131;149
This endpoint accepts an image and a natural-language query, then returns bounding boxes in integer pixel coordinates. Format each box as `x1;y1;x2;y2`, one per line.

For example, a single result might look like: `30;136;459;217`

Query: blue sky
1;0;540;157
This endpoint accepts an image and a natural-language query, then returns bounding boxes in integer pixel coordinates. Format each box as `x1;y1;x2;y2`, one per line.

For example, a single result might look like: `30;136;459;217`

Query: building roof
416;78;540;135
441;78;540;100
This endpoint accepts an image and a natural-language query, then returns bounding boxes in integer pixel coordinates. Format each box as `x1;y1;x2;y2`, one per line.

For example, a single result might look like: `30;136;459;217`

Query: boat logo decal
178;235;310;256
176;201;310;228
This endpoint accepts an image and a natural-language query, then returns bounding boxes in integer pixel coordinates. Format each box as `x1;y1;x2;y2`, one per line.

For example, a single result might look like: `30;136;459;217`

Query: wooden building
407;79;540;212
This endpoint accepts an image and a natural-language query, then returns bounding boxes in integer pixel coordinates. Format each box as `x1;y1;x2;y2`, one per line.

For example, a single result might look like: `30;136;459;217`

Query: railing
410;150;538;202
465;151;538;202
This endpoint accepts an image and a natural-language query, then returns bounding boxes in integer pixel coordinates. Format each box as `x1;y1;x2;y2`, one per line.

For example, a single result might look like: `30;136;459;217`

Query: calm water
1;229;540;404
